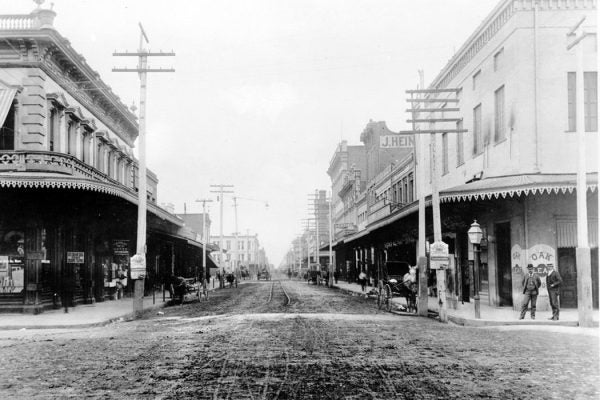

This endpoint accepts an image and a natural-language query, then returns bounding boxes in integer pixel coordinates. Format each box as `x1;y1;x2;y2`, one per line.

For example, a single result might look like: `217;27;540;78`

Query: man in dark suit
546;264;563;320
519;264;541;320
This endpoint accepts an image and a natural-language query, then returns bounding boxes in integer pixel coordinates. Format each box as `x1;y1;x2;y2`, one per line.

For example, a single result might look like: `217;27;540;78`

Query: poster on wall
511;243;555;298
112;240;131;275
0;255;8;273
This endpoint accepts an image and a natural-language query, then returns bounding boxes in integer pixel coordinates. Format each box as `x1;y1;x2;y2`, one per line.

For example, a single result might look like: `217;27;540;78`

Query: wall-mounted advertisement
0;230;24;292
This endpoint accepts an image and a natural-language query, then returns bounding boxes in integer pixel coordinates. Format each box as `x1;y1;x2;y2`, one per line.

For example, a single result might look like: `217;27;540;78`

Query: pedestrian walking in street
333;270;339;284
519;264;541;320
62;266;76;313
546;264;562;320
358;271;367;292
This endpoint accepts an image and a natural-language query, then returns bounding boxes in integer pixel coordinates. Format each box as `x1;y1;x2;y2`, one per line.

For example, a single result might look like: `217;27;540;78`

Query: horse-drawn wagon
376;261;418;313
169;276;199;305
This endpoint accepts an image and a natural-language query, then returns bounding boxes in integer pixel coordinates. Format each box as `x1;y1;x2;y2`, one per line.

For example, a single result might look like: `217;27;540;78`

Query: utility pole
113;23;174;318
210;184;234;287
246;228;251;278
567;17;595;327
232;197;239;277
328;192;334;286
415;70;428;317
315;190;320;270
196;198;213;292
402;86;464;323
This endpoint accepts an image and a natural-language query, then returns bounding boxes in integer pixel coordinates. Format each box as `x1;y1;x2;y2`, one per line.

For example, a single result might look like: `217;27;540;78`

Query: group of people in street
519;264;562;321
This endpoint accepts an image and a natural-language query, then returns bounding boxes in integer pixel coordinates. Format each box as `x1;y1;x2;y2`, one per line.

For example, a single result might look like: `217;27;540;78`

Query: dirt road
0;280;597;399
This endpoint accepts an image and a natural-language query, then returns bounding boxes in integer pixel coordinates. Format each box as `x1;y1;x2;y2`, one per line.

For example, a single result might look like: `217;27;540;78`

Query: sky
3;0;499;266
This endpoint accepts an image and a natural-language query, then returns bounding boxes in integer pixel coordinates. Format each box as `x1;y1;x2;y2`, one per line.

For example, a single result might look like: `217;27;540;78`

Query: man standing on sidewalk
546;264;562;321
519;264;541;320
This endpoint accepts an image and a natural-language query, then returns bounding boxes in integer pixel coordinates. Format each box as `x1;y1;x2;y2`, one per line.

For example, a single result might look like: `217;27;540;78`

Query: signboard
27;251;44;260
112;240;130;256
429;241;449;270
130;254;146;280
66;252;84;264
380;135;414;149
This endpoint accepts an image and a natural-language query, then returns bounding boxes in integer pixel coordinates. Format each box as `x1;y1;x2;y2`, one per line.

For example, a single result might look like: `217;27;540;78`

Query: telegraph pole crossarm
405;108;460;114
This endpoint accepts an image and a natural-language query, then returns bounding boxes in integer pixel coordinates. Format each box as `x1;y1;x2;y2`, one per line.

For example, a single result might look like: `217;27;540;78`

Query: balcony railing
0;15;35;30
0;150;136;194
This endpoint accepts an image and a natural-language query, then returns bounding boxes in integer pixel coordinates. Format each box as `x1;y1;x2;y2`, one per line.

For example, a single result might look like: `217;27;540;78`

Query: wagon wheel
384;284;393;312
377;281;384;309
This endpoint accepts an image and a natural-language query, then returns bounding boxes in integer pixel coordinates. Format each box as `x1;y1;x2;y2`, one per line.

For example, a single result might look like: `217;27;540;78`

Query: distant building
327;122;415;281
211;233;264;275
176;213;212;243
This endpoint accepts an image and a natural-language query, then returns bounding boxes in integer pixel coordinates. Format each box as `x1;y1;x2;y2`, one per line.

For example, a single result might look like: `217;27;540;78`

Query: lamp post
468;220;483;319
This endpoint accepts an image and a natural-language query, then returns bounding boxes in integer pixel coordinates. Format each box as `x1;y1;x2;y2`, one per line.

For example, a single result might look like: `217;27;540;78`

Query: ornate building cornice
430;0;597;90
0;32;138;147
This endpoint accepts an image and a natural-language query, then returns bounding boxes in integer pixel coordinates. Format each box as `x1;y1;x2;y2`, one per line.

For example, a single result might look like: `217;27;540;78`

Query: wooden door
558;248;577;308
496;222;512;306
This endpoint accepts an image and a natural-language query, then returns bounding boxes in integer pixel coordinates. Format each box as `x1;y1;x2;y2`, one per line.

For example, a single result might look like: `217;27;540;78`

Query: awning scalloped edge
440;184;597;203
0;177;182;226
0;178;129;200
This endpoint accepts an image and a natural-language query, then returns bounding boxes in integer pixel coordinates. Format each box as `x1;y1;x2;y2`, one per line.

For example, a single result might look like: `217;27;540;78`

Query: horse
399;265;418;313
226;273;236;288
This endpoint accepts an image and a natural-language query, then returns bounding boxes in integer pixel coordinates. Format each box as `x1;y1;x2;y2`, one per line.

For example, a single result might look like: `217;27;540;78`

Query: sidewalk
334;280;600;328
0;290;184;330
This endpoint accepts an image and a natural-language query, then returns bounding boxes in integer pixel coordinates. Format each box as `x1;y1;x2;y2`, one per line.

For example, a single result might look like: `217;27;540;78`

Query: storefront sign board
112;240;130;256
28;251;44;260
66;252;84;264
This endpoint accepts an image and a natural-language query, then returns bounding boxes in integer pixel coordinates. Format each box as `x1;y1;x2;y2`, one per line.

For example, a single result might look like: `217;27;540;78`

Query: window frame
567;71;598;132
494;85;506;143
473;104;483;155
442;132;449;175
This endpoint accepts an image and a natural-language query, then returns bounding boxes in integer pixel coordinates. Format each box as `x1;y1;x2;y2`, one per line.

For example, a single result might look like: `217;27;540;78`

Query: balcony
0;150;158;200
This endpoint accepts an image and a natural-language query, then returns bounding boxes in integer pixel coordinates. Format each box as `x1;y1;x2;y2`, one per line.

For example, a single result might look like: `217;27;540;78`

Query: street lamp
468;220;483;319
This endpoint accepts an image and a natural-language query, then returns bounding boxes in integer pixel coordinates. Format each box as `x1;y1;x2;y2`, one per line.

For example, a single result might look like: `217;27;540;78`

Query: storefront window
0;230;24;293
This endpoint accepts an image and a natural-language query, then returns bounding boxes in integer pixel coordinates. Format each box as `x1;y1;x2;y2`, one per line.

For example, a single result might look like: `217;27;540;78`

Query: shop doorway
495;222;512;306
558;247;599;308
558;248;577;308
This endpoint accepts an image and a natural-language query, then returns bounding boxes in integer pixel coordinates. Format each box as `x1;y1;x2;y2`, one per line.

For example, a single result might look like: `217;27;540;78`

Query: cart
376;261;418;312
171;276;197;305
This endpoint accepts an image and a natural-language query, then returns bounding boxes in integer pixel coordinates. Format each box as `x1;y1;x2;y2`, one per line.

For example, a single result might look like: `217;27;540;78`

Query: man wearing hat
546;264;563;321
519;264;542;320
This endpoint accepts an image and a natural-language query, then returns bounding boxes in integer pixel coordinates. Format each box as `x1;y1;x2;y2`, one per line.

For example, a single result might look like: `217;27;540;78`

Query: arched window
66;120;76;155
96;143;103;171
48;106;57;152
81;133;88;163
106;151;112;178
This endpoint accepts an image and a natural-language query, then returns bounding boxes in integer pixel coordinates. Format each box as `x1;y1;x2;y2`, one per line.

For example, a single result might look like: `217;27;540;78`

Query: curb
447;314;587;327
334;285;595;327
0;300;168;331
